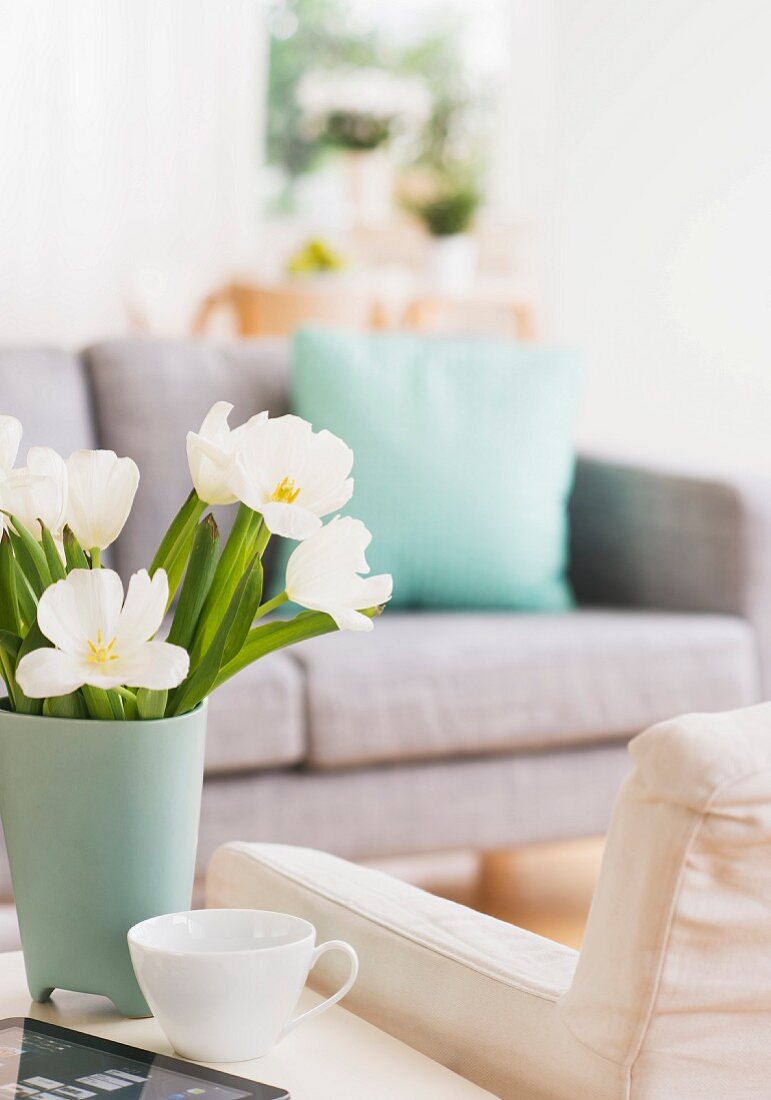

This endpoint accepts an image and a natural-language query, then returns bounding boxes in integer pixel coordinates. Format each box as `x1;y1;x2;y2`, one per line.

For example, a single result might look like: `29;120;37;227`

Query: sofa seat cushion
293;610;759;769
204;651;305;774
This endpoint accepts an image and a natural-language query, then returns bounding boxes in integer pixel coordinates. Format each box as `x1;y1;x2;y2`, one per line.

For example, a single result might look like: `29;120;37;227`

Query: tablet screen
0;1022;287;1100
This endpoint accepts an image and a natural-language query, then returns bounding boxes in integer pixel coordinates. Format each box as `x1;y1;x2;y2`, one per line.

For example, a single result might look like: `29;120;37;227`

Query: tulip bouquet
0;405;392;722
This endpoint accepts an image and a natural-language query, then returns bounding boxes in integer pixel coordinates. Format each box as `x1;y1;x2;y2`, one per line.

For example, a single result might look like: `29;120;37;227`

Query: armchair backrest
559;703;771;1097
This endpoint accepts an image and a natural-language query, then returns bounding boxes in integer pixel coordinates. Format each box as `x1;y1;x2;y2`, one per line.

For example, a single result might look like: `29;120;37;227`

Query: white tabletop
0;953;495;1100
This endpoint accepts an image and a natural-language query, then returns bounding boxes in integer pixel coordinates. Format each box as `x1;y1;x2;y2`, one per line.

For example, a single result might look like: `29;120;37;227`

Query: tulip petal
2;447;68;539
112;641;190;690
66;450;139;551
0;416;22;472
37;568;124;654
16;647;88;697
260;502;322;540
187;404;268;506
116;569;168;650
297;429;354;514
199;401;234;443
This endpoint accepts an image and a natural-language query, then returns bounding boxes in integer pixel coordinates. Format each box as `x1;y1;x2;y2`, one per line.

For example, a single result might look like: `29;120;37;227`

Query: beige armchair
207;703;771;1099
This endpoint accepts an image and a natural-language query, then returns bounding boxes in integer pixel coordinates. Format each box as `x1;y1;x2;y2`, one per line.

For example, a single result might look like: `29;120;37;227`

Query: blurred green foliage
266;0;477;187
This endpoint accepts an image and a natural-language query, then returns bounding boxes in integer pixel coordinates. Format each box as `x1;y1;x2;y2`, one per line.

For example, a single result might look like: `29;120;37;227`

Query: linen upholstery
84;337;289;578
294;610;757;768
0;349;96;455
560;702;771;1096
208;703;771;1099
208;843;614;1100
571;455;771;691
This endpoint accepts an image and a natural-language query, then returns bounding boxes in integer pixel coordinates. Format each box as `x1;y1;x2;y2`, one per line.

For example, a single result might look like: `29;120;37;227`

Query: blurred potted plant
296;66;429;227
402;166;481;294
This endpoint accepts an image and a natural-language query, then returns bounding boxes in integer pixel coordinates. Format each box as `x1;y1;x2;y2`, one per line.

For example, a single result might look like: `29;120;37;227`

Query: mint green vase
0;701;207;1017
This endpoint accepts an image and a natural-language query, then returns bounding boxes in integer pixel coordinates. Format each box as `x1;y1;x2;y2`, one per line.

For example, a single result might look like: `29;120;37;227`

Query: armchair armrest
206;843;616;1100
570;455;771;689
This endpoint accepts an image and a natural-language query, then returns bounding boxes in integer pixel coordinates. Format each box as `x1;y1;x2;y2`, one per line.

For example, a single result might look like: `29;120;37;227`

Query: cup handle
279;940;359;1040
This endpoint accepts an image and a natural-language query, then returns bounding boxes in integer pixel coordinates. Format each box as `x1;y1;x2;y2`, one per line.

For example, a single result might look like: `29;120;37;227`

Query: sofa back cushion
85;338;290;577
0;348;96;456
292;328;582;610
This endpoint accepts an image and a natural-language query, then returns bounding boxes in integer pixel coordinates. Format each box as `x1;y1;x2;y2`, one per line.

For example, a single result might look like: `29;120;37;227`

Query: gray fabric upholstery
292;610;758;769
570;456;771;691
204;651;305;775
84;337;289;577
195;740;632;868
0;349;96;455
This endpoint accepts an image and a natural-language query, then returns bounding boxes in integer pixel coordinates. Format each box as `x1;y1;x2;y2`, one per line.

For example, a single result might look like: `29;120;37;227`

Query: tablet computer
0;1019;288;1100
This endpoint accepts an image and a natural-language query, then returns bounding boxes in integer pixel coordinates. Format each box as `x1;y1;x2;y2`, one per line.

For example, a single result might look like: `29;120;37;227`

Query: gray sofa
0;338;765;905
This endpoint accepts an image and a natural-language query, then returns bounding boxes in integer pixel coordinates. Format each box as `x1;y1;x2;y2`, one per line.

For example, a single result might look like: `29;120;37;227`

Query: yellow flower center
269;476;301;504
87;629;119;665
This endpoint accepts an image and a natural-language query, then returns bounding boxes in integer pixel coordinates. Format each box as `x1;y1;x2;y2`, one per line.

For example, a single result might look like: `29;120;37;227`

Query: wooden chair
193;282;379;338
402;294;536;340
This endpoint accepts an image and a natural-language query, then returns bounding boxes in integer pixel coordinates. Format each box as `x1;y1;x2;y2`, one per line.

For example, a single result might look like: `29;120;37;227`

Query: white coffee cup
128;908;358;1062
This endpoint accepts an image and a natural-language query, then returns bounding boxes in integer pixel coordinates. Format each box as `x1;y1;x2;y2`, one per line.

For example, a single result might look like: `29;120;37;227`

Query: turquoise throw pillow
290;328;582;610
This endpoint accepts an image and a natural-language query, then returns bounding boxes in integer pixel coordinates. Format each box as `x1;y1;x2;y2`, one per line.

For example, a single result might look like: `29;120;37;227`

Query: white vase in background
428;233;478;295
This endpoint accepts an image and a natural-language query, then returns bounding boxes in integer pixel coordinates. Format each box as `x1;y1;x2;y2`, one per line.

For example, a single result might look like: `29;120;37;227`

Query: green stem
90;547;101;569
82;685;115;720
252;591;288;621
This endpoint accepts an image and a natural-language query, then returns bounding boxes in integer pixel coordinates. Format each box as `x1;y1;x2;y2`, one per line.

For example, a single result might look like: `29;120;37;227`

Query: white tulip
229;414;353;540
0;416;22;474
16;568;189;697
186;402;268;505
285;516;392;631
1;447;68;539
66;449;139;552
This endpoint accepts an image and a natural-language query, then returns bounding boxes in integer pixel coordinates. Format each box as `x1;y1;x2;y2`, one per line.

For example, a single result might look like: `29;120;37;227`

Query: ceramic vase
428;233;478;295
0;701;207;1017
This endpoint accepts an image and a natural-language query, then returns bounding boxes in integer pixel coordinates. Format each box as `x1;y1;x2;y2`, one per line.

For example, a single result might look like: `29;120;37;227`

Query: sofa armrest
570;456;771;689
206;843;618;1100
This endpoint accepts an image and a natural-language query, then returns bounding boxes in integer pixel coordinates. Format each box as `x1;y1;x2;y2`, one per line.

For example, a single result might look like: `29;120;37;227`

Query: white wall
546;0;771;470
0;0;266;345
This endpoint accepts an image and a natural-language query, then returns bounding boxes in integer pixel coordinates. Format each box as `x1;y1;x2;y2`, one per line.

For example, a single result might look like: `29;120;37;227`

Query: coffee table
0;953;495;1099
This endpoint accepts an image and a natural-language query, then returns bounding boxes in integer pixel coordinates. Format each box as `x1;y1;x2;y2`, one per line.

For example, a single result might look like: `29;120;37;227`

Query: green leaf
14;571;37;635
0;631;21;660
0;534;20;635
167;551;263;717
168;514;220;651
164;521;200;609
136;688;168;719
43;692;88;719
63;526;89;572
40;524;66;582
13;621;50;715
189;504;258;665
8;523;50;597
0;651;17;710
222;555;263;666
214;607;380;691
150;490;206;578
